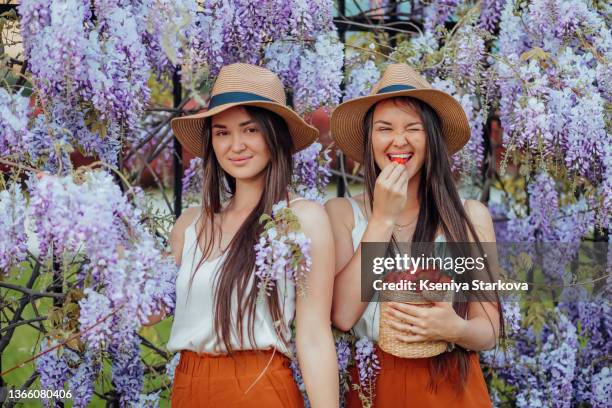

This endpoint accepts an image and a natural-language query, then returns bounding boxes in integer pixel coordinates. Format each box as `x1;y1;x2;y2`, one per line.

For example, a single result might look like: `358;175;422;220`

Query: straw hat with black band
331;63;471;163
171;63;318;157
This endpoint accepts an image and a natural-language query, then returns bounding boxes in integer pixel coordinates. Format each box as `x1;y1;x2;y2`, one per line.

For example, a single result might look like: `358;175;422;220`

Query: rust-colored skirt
171;349;304;407
346;346;492;407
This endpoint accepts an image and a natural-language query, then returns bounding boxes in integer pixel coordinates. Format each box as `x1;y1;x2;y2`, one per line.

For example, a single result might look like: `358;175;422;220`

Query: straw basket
378;288;453;359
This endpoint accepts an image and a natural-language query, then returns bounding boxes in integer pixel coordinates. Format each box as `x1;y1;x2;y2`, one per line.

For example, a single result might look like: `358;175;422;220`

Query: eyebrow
373;120;423;127
212;120;255;128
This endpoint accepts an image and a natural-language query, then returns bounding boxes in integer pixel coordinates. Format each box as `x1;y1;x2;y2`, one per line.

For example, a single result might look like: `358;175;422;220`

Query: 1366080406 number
3;387;73;402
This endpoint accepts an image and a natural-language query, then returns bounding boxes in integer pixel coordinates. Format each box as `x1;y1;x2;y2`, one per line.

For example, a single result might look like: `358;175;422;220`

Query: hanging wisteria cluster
291;142;333;203
496;0;610;188
1;0;611;406
0;183;28;273
27;171;178;406
353;336;381;408
254;200;312;300
8;0;344;172
186;0;344;114
482;292;611;407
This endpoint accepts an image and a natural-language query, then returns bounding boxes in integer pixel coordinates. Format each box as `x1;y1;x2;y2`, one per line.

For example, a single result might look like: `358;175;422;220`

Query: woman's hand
384;301;466;343
371;162;410;225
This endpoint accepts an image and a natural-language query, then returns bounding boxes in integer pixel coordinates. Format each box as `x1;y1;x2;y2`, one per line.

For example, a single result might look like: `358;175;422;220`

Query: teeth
389;153;413;158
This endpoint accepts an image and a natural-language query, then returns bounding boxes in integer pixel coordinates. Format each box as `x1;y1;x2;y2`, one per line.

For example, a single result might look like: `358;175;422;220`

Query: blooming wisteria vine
353;336;381;408
1;0;610;406
25;171;178;406
291;142;333;203
254;200;311;300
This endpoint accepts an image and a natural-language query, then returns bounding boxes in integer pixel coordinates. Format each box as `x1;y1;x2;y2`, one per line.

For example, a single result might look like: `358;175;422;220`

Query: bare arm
142;206;200;326
325;197;394;331
460;199;501;350
326;163;409;331
292;200;339;408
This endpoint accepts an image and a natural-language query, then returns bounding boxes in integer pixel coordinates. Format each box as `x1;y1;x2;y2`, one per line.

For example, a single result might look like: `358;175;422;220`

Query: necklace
394;215;418;231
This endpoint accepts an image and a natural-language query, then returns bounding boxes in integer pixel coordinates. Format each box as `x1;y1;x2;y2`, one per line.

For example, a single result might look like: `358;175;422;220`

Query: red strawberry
389;156;408;164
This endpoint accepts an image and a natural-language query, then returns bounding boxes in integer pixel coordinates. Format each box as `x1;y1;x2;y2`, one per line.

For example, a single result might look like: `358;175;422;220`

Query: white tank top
167;200;305;357
345;197;464;342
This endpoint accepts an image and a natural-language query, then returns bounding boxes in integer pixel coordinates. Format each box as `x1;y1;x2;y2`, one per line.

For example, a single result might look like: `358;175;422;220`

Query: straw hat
171;63;318;156
331;63;470;163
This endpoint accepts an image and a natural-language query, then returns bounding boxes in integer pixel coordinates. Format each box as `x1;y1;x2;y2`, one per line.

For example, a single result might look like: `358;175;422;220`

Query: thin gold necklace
394;214;418;231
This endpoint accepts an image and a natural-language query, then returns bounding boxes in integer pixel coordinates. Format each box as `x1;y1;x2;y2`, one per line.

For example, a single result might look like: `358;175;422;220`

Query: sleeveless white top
346;197;464;342
167;200;304;358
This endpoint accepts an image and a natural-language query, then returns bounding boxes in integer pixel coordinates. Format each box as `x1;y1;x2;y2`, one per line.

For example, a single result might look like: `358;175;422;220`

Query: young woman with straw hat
154;63;339;407
326;63;503;407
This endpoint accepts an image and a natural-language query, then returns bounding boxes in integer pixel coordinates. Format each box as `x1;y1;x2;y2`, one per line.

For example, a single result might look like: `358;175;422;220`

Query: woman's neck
227;174;265;214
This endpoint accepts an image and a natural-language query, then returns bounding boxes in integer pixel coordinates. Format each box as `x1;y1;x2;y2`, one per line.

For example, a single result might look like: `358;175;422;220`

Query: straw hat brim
331;89;471;163
171;101;319;157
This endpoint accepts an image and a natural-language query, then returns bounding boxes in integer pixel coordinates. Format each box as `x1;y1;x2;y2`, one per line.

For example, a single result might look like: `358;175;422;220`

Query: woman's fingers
386;317;426;336
387;163;407;185
388;302;427;318
384;307;422;327
394;169;409;194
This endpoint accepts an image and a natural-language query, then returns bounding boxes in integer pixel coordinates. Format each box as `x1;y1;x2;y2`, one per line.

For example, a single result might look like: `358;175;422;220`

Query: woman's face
371;98;427;179
211;106;271;181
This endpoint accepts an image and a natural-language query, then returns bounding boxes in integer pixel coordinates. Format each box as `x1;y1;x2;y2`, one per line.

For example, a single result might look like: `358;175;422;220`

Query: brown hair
362;97;504;392
190;106;294;352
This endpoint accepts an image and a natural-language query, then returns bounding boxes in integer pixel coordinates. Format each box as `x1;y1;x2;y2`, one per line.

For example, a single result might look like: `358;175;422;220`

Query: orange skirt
171;349;304;407
346;346;492;407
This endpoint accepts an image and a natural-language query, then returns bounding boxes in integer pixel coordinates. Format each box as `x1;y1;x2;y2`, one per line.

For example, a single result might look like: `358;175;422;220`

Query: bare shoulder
463;199;493;223
168;206;201;265
324;195;362;230
290;199;329;224
463;199;495;241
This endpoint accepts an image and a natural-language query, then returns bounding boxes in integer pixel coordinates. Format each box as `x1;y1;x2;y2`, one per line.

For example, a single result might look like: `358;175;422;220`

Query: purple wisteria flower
431;78;485;173
496;0;609;186
66;349;99;408
254;200;312;300
423;0;461;31
27;170;178;405
109;323;145;406
294;33;344;114
165;353;181;384
591;367;612;408
0;89;31;158
187;0;341;115
479;0;505;32
36;339;82;405
181;157;204;204
0;183;28;274
78;288;113;350
289;340;311;408
452;26;485;87
354;336;380;408
291;142;332;203
336;335;352;407
344;60;381;101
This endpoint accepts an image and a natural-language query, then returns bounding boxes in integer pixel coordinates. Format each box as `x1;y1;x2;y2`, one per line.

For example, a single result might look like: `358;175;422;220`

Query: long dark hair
362;97;504;391
190;106;294;352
